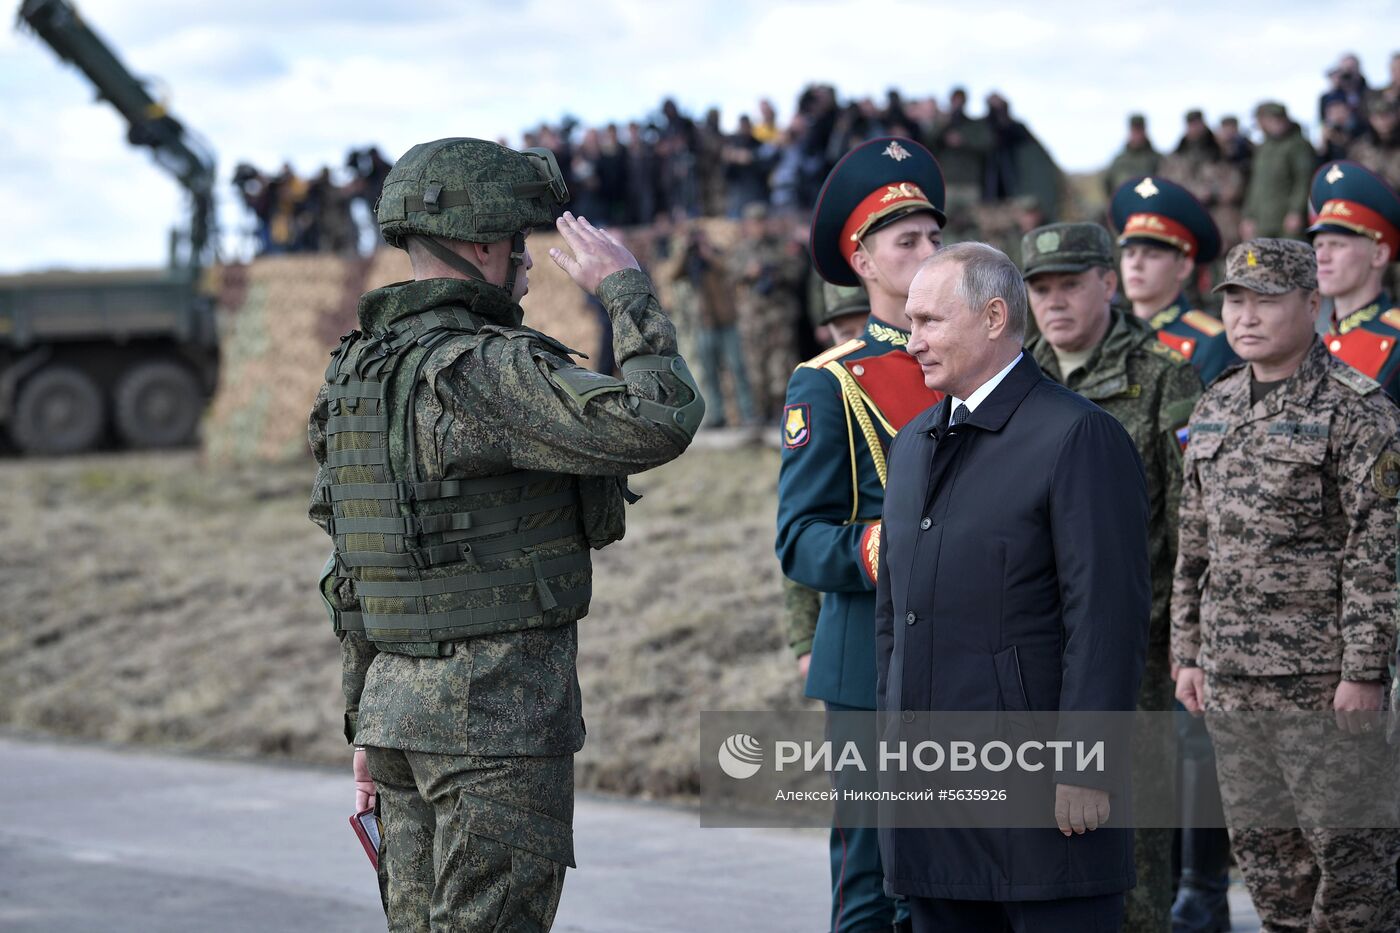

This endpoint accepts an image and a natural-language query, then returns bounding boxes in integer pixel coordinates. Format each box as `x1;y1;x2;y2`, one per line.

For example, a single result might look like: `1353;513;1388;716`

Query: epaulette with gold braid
1181;310;1226;337
798;338;866;371
1380;308;1400;331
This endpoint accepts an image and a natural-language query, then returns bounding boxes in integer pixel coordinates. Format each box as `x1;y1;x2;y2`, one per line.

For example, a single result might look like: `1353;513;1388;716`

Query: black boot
1172;752;1231;933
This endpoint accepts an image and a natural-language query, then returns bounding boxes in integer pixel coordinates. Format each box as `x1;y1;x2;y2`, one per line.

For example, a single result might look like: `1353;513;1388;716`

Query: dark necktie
950;403;970;428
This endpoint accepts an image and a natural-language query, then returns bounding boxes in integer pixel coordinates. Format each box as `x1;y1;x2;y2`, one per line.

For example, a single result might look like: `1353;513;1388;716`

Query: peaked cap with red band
810;137;947;286
1110;175;1221;264
1306;160;1400;261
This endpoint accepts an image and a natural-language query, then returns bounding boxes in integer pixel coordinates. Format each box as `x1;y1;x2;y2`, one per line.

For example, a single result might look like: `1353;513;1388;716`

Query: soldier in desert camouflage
1173;239;1400;932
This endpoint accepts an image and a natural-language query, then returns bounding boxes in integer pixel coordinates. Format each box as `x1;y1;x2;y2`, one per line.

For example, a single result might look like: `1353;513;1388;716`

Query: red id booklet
350;808;381;870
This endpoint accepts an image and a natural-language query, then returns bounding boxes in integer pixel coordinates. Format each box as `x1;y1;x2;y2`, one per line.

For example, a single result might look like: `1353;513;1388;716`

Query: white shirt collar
950;352;1023;421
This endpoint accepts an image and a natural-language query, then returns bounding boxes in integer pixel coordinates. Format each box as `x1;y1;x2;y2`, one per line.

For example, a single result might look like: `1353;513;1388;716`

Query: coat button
902;711;915;723
919;517;932;530
905;611;917;625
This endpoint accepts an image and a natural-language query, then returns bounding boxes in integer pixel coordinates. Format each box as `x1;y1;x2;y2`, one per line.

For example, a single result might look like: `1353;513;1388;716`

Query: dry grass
0;443;814;799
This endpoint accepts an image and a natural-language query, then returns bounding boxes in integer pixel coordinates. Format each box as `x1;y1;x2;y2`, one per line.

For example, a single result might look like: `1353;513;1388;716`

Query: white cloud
1;0;1397;272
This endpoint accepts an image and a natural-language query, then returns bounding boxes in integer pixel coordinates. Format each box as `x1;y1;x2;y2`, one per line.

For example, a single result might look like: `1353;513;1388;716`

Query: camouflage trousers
737;298;798;422
366;746;574;933
1204;673;1400;932
1125;656;1176;933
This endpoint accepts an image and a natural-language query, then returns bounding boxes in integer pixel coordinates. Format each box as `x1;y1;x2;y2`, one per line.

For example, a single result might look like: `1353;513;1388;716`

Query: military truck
5;0;218;455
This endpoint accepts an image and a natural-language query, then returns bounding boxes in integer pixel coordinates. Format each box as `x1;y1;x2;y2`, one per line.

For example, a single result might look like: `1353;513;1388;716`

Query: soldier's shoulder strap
798;338;866;371
1331;363;1382;396
1181;310;1226;337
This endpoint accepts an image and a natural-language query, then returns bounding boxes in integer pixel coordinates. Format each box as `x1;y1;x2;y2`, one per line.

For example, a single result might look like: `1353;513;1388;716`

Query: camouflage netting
203;232;603;465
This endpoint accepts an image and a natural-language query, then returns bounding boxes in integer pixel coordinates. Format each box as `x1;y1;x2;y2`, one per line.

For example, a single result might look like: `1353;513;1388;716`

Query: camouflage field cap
1020;222;1114;279
1212;238;1318;295
376;137;569;248
818;282;871;325
1255;101;1289;120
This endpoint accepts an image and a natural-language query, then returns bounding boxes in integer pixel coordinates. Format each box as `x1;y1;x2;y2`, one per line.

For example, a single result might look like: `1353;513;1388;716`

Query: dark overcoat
875;353;1151;900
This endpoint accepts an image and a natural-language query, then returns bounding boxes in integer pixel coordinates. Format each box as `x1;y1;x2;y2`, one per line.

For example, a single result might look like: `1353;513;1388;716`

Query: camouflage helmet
376;137;569;249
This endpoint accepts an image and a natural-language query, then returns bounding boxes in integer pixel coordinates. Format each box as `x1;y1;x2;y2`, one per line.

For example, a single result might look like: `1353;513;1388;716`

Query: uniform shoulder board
798;338;866;371
1331;364;1381;395
1381;309;1400;330
1148;341;1189;364
1181;310;1226;337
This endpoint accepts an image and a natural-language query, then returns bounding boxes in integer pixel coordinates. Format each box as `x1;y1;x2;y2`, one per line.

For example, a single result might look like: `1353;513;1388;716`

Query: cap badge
1134;177;1159;199
879;182;925;204
1246;250;1258;267
883;141;912;162
1326;164;1345;185
1035;231;1061;253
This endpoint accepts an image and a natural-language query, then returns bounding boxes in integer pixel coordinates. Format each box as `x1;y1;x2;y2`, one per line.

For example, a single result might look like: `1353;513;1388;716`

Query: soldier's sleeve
456;268;703;476
1171;399;1212;668
774;364;872;593
1157;364;1205;569
1335;404;1400;682
782;576;821;659
307;383;377;744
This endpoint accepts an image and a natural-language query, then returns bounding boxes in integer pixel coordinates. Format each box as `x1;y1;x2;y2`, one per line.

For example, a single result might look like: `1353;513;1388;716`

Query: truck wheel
113;360;203;448
11;365;106;455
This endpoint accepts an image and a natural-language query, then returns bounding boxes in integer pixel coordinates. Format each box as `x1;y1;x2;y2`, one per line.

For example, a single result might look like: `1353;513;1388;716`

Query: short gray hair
920;242;1029;340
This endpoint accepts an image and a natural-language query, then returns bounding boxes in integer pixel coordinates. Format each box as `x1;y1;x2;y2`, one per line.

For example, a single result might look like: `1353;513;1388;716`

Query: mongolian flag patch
783;404;811;448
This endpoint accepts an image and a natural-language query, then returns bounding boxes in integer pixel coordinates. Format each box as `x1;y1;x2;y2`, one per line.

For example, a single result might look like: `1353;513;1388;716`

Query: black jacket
875;353;1151;900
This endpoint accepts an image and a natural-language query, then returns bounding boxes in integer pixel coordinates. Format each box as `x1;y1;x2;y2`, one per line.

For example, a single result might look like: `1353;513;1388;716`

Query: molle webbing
324;307;591;644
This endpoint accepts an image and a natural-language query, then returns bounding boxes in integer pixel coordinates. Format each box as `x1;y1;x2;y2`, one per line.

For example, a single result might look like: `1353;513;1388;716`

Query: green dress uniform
1306;159;1400;402
777;136;946;933
1111;175;1241;385
309;138;703;932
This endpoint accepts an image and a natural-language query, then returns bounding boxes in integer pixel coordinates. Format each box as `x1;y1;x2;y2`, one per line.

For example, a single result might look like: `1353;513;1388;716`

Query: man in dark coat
875;242;1152;931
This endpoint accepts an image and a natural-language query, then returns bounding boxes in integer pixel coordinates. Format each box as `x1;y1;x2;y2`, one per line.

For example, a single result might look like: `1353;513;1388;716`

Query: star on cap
1326;164;1345;185
1035;231;1060;252
1246;250;1258;266
883;141;911;162
1135;177;1159;199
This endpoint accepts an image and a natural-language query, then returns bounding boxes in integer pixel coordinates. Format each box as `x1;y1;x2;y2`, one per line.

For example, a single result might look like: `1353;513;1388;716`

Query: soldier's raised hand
549;211;641;296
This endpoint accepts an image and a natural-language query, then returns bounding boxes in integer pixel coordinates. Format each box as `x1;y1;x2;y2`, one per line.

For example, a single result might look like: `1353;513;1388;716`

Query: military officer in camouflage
1308;159;1400;402
308;138;702;932
1173;239;1400;932
1111;175;1241;384
1021;222;1203;933
776;137;947;933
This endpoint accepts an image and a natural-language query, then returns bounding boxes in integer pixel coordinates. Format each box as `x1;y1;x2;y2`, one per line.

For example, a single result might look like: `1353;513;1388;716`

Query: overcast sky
1;0;1396;273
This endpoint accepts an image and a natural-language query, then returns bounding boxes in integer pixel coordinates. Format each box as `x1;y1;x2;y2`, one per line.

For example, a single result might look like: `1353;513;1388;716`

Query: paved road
0;736;1259;931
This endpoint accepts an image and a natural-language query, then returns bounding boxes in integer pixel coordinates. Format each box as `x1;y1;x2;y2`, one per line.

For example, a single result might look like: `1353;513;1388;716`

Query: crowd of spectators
231;145;393;257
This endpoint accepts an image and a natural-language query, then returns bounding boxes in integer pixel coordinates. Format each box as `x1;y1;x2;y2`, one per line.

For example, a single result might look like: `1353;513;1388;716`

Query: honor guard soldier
775;137;946;933
310;138;702;932
1307;159;1400;402
1112;175;1241;384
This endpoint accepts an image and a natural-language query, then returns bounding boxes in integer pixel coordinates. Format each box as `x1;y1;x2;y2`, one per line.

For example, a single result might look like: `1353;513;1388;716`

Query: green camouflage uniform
1023;222;1204;933
1105;144;1162;200
309;138;701;932
1172;239;1400;932
730;233;806;421
1242;115;1316;239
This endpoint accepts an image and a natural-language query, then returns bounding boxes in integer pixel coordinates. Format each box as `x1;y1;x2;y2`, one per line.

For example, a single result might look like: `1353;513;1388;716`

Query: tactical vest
320;306;593;651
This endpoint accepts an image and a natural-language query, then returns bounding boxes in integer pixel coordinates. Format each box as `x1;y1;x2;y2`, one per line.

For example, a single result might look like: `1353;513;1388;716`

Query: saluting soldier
1021;222;1204;933
1173;239;1400;932
775;137;946;933
310;138;703;932
1307;159;1400;402
1111;175;1241;384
